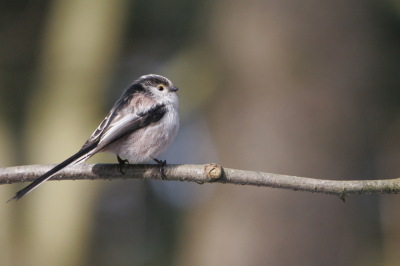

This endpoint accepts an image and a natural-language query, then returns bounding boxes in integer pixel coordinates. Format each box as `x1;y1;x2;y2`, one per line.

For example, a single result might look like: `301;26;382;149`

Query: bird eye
158;85;164;91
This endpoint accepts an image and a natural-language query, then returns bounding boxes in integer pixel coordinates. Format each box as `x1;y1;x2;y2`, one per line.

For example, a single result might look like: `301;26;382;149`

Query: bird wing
95;103;166;151
80;102;121;150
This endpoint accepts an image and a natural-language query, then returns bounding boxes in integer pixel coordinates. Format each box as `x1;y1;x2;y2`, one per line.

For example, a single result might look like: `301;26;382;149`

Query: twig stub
204;163;222;181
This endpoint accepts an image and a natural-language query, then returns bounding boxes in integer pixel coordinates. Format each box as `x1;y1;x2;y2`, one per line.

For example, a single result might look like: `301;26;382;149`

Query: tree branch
1;163;400;201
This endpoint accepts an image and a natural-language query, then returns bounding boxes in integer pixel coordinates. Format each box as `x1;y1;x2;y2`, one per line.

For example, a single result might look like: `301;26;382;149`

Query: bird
8;74;179;201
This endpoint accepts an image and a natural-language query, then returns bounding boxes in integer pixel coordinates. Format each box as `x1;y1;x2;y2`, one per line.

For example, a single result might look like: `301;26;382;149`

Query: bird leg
153;158;167;179
117;155;129;174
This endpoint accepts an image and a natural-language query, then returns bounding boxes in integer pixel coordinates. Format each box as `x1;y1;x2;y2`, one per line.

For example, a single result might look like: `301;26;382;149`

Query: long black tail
7;142;99;202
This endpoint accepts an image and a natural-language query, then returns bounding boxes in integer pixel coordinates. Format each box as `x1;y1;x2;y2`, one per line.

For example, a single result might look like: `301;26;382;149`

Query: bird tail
7;142;99;202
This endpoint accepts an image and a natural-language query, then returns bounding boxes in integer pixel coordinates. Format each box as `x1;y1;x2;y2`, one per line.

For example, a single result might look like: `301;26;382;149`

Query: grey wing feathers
81;89;134;150
83;102;167;153
81;111;113;150
96;104;167;151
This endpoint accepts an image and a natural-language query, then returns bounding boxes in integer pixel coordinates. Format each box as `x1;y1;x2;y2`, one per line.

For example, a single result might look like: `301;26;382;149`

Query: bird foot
153;158;167;179
117;155;129;174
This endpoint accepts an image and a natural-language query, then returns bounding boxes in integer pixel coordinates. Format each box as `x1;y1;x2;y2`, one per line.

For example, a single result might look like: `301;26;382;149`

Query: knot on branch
205;163;222;181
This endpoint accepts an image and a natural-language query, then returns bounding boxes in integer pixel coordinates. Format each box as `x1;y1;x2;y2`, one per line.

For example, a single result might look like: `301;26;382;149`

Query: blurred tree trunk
15;0;129;265
0;119;16;266
178;1;386;265
378;116;400;266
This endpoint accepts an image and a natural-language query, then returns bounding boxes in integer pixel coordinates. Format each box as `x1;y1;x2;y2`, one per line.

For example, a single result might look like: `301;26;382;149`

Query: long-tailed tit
8;74;179;201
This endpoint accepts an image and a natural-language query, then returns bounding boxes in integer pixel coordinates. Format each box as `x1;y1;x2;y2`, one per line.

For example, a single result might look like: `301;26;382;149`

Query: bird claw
117;155;129;174
153;158;167;179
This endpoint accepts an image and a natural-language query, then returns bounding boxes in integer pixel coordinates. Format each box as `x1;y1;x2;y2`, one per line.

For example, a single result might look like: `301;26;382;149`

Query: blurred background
1;0;400;265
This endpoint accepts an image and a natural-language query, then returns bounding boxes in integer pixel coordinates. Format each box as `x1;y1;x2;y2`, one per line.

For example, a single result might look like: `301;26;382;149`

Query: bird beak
171;87;178;92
